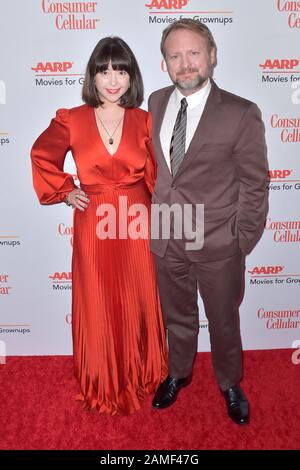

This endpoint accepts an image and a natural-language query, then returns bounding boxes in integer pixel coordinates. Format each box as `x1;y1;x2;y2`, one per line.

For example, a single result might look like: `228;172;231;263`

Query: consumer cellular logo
270;114;300;142
277;0;300;28
58;223;73;247
0;275;12;295
265;218;300;243
257;308;300;329
41;0;100;30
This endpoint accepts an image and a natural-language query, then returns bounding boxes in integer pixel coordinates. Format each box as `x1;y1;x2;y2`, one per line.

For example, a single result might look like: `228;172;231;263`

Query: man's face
164;28;216;96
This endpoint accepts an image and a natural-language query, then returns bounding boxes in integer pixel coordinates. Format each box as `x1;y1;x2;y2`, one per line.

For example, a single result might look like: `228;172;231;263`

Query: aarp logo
145;0;188;9
268;169;292;180
248;266;284;275
0;80;6;104
259;59;300;70
31;62;73;73
49;272;72;282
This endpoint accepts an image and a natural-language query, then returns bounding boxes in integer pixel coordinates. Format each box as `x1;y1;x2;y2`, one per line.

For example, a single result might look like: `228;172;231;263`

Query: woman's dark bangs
95;44;131;74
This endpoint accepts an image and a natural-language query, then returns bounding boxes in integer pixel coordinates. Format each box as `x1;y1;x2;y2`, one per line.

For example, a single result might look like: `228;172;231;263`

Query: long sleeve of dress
144;112;157;194
30;108;77;205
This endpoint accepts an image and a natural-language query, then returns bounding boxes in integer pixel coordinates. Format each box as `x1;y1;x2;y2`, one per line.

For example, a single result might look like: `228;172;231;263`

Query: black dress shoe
222;384;249;425
152;375;191;409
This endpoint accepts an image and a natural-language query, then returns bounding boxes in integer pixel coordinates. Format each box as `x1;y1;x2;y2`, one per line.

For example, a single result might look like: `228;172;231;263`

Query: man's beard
174;68;210;92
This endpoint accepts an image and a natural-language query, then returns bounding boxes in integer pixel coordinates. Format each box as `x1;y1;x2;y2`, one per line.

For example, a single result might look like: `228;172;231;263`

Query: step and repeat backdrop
0;0;299;356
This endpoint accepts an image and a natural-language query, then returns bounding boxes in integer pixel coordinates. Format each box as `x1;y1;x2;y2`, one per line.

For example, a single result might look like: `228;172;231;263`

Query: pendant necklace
95;109;124;146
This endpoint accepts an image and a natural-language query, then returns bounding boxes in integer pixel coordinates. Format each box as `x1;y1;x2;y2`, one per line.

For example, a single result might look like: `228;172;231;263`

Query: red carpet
0;350;299;450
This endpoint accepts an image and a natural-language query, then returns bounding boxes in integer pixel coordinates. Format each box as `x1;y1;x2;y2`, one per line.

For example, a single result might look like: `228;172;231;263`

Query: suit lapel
152;86;174;178
174;81;222;180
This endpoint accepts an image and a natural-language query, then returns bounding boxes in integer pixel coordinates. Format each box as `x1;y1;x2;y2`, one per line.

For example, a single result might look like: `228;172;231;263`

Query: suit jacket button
171;184;177;190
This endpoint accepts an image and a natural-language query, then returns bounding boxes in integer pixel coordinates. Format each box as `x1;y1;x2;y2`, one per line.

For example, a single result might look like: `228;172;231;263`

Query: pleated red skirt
71;181;168;415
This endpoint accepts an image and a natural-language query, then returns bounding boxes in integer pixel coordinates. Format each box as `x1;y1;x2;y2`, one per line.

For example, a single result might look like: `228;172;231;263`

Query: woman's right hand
66;188;90;211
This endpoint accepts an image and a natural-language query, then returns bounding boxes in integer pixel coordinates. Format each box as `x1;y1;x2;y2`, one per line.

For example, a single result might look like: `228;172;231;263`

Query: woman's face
95;61;130;105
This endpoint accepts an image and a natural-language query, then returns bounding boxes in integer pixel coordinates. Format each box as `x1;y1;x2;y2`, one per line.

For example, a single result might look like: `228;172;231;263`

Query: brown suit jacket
148;80;269;262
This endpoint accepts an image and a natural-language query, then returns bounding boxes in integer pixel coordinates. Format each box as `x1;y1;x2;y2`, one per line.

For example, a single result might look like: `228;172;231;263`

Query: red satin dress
31;104;167;415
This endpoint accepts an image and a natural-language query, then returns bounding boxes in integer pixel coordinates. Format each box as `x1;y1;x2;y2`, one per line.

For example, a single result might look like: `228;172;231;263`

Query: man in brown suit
148;19;268;425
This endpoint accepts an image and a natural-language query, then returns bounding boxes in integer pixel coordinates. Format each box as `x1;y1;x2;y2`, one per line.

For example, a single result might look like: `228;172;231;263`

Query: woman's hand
65;188;90;211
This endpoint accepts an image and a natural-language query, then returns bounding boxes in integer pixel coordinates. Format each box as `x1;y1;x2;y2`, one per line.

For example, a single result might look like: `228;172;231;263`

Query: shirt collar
174;79;211;110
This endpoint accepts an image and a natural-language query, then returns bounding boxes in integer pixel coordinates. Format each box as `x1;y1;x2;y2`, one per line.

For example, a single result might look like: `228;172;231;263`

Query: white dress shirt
160;79;212;170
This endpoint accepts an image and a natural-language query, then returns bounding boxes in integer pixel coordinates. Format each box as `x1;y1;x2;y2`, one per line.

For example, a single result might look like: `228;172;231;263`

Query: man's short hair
161;19;217;59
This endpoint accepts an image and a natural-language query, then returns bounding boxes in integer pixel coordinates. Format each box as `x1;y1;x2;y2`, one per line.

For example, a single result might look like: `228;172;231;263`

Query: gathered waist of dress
80;179;146;195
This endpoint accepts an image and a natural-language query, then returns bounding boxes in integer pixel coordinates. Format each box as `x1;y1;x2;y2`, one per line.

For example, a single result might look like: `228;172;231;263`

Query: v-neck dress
31;104;167;415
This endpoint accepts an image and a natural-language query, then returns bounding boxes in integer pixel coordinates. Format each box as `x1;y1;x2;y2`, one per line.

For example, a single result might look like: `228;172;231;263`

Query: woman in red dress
31;37;167;415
